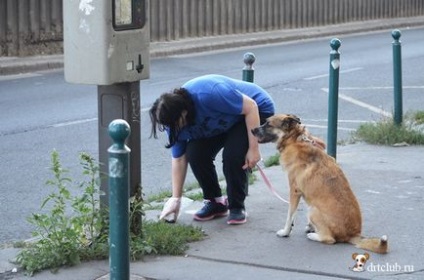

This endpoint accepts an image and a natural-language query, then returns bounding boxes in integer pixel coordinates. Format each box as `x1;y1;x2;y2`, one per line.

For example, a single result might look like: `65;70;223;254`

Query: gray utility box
63;0;150;85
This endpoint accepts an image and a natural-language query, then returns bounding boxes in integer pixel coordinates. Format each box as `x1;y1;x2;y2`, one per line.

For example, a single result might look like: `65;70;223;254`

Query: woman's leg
222;121;249;210
223;114;271;210
186;135;225;200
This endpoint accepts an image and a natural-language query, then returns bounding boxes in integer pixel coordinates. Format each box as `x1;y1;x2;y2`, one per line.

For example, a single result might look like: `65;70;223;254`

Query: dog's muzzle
251;126;276;143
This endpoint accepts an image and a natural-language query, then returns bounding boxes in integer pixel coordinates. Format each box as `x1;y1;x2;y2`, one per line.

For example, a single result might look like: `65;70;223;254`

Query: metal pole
242;52;256;83
392;29;403;126
98;82;141;211
242;52;256;196
108;119;131;280
327;38;341;159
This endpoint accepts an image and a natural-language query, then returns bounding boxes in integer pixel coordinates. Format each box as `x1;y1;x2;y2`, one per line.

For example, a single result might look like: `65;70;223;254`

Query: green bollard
242;52;255;196
242;52;256;83
327;38;341;160
392;29;403;126
108;119;131;280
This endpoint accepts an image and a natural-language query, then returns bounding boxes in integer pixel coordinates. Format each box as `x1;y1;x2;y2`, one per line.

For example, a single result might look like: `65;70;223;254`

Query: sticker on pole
331;59;340;70
109;158;124;178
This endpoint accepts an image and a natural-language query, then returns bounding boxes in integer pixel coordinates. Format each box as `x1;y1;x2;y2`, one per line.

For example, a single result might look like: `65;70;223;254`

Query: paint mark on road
321;88;392;117
303;67;362;80
305;124;355;132
50;118;97;128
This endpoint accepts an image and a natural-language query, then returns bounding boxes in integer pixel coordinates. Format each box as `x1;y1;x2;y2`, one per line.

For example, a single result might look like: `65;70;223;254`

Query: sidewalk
1;16;424;280
1;143;423;279
1;16;424;75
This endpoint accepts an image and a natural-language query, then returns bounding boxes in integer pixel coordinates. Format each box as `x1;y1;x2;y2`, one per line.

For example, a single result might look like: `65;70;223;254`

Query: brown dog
251;114;388;254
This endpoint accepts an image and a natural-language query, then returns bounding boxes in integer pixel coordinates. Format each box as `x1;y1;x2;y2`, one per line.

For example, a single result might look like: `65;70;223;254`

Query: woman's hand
159;197;182;223
243;147;261;170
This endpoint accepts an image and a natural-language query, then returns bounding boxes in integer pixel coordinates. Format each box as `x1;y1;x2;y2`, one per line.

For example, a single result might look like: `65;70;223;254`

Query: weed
354;112;424;145
186;191;204;201
145;190;173;204
263;154;280;167
411;110;424;125
16;151;204;276
143;222;204;255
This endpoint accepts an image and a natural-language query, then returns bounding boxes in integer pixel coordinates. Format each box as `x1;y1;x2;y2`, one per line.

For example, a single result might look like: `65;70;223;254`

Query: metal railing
1;0;424;56
150;0;424;41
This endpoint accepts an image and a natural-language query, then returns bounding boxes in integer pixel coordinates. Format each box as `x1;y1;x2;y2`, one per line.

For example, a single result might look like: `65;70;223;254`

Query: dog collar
298;134;316;145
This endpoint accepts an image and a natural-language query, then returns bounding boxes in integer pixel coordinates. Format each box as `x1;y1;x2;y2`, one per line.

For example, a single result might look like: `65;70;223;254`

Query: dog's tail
349;235;388;254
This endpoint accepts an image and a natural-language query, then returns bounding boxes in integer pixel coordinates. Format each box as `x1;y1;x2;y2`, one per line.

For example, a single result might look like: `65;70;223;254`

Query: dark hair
149;88;195;148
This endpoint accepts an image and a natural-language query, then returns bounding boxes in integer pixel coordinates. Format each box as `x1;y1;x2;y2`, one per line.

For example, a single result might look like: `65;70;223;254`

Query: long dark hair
149;88;195;148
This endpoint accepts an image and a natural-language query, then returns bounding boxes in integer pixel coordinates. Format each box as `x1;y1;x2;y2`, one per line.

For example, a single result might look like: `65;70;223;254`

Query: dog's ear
282;115;301;129
289;114;301;124
364;253;370;260
352;253;358;260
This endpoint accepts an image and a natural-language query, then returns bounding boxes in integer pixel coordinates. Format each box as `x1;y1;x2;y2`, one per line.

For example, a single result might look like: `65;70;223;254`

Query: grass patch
143;221;204;255
186;191;204;201
354;111;424;145
146;190;173;204
16;151;205;276
263;154;280;167
412;110;424;125
184;181;201;192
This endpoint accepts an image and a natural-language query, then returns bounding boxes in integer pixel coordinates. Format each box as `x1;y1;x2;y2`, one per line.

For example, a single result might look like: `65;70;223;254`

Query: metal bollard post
108;119;131;280
242;52;256;83
242;52;256;196
392;29;403;126
327;38;341;160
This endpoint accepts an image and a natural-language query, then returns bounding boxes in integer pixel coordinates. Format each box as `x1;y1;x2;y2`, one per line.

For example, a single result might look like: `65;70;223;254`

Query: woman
149;74;275;225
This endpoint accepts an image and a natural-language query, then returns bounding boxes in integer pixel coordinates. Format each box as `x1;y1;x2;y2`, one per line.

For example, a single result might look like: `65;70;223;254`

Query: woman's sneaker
227;208;247;225
193;200;228;221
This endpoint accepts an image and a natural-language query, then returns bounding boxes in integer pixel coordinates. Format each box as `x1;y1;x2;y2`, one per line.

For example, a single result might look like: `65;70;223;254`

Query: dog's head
351;253;370;272
251;114;301;144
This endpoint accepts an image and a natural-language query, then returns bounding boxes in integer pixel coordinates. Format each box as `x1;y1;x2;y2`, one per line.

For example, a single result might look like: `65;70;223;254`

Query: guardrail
1;0;424;56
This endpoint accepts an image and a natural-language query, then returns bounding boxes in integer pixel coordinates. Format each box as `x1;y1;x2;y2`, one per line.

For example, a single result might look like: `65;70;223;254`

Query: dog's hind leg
305;206;317;233
305;223;316;233
307;232;336;244
306;209;336;244
277;184;301;237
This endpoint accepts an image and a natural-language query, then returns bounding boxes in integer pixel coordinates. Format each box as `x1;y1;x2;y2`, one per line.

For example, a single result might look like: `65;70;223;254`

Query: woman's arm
241;94;261;170
159;154;188;222
171;154;188;197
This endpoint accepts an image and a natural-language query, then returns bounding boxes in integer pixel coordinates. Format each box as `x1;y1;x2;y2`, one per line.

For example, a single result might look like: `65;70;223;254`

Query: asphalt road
0;27;423;244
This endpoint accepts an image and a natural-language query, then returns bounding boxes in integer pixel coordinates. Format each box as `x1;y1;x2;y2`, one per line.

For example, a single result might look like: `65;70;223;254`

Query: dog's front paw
277;228;291;237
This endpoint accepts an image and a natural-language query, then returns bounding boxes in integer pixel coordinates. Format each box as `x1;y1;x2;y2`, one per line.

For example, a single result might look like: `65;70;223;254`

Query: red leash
256;163;290;204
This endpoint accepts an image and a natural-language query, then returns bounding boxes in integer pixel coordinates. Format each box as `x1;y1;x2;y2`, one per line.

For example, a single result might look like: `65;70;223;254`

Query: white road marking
321;88;392;117
50;118;97;128
305;124;355;131
339;93;392;117
365;190;381;194
303;67;362;80
0;73;42;81
334;86;424;90
303;119;371;123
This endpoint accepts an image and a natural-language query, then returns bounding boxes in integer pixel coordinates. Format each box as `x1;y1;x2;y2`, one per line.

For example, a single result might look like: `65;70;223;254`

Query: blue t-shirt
170;74;275;158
